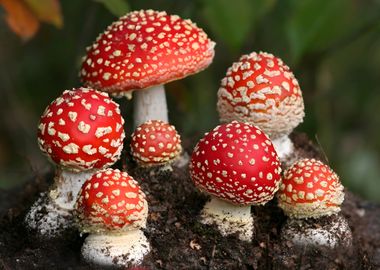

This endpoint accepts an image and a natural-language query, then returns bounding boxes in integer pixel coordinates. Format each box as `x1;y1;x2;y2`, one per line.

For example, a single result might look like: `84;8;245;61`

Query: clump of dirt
0;133;379;269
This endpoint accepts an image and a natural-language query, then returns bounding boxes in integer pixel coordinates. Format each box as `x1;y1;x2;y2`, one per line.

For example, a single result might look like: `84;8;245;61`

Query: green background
0;0;379;202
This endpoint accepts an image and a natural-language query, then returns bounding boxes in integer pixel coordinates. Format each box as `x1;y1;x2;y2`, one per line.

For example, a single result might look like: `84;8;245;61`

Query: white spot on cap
78;121;91;134
95;126;112;138
63;143;79;154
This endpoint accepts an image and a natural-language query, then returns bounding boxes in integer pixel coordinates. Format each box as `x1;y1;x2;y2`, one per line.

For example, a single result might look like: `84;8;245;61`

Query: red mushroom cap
130;120;182;166
75;168;147;233
278;158;344;219
80;9;215;95
217;51;304;139
190;121;282;205
37;88;125;171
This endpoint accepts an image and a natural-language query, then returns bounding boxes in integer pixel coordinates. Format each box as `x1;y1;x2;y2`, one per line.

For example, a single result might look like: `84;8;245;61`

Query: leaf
94;0;130;17
0;0;40;40
24;0;63;28
201;0;275;52
286;0;353;63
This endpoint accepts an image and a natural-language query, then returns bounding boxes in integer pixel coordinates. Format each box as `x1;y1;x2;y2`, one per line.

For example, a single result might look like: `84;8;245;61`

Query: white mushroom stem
82;229;150;267
133;84;168;128
25;168;93;236
201;196;254;242
281;214;353;248
271;135;294;161
49;168;94;210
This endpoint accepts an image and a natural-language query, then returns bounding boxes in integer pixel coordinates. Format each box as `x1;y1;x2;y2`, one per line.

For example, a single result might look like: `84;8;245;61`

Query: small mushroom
80;9;215;127
189;121;282;241
75;169;150;267
25;88;125;236
217;51;304;162
277;158;353;248
130;120;182;169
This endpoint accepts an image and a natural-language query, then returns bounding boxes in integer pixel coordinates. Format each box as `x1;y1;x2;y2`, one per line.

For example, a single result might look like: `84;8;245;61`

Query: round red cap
80;10;215;95
190;121;282;205
37;88;125;171
278;158;344;219
130;120;182;166
75;168;147;232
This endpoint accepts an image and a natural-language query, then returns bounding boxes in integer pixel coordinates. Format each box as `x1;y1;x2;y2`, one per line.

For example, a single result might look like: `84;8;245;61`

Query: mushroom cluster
26;87;125;236
24;5;355;268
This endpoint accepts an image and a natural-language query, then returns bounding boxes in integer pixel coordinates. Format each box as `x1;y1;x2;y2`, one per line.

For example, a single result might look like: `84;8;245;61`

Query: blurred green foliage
0;0;379;202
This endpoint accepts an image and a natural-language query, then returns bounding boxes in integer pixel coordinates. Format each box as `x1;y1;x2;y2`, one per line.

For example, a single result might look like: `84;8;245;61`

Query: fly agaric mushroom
80;9;215;127
130;120;182;168
189;121;282;241
25;88;125;236
217;51;304;161
75;168;149;267
277;158;352;248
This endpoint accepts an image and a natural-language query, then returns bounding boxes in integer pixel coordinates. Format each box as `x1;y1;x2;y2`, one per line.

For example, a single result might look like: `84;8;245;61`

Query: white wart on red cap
37;87;125;171
75;169;147;232
190;121;282;205
278;158;345;219
217;51;304;139
80;9;215;95
130;120;182;166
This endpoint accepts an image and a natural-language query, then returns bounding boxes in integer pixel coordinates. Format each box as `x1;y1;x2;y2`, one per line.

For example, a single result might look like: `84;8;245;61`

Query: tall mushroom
277;158;352;248
75;168;149;267
217;51;304;162
80;9;215;127
189;121;282;241
25;88;125;236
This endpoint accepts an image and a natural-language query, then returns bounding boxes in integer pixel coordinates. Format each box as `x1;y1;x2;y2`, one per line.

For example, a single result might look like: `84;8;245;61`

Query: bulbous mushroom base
281;214;353;248
25;169;93;237
82;230;150;267
200;197;254;242
25;192;74;237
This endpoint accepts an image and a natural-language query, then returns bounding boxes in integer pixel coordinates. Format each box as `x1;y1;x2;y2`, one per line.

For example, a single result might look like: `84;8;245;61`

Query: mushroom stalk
49;168;94;210
82;230;150;267
271;135;294;161
25;169;93;236
133;85;168;128
201;196;254;242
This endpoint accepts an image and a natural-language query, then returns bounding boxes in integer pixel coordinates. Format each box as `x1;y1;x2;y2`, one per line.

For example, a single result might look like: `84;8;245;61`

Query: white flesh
201;196;254;242
133;84;168;128
82;229;150;267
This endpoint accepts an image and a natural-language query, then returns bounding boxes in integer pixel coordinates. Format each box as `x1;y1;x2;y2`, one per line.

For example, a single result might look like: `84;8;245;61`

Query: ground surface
0;133;379;270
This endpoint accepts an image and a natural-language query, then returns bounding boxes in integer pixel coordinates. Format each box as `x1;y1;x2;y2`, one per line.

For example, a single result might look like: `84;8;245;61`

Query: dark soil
0;133;379;270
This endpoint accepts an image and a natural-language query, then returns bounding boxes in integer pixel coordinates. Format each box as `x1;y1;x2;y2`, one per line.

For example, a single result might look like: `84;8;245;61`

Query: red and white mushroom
190;121;282;241
130;120;182;168
277;158;352;248
217;51;304;161
75;169;149;267
25;87;125;236
80;9;215;127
